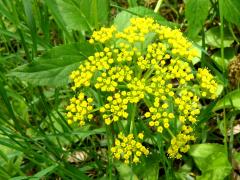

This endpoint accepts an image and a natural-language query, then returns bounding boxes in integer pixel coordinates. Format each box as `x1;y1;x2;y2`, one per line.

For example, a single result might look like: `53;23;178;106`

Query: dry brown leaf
67;151;88;163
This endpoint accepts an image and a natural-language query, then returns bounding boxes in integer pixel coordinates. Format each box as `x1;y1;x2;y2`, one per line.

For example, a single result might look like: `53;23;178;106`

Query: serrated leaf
213;89;240;111
114;6;177;31
8;42;95;87
205;27;234;48
185;0;210;39
189;144;232;180
220;0;240;27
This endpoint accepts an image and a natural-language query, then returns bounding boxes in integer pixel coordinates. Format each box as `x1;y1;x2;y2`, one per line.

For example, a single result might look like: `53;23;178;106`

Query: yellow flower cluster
138;42;167;70
174;90;200;124
167;59;195;84
95;66;133;92
89;25;116;44
145;97;174;133
126;78;146;103
66;17;219;161
100;92;129;125
115;18;159;43
111;133;149;164
197;68;218;99
167;125;195;159
156;26;198;61
66;93;93;126
148;73;174;97
70;49;112;91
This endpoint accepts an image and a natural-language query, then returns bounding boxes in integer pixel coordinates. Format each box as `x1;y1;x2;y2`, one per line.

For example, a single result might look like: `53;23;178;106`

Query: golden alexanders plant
66;17;218;164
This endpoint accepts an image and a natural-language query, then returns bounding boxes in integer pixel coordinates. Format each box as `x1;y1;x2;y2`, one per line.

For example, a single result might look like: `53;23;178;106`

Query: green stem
201;26;206;67
143;66;154;80
129;104;137;133
154;0;163;13
106;125;113;180
166;128;175;138
219;0;228;154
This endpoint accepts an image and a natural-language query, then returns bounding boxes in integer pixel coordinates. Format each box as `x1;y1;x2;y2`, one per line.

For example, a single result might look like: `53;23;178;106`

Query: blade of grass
22;0;38;57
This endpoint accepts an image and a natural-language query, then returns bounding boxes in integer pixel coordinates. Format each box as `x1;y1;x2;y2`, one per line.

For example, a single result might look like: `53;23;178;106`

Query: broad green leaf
185;0;210;39
220;0;240;27
114;6;176;31
79;0;109;28
205;27;234;48
56;0;91;31
211;48;235;71
189;144;232;180
213;89;240;111
8;42;95;86
189;144;225;159
115;161;138;180
56;0;109;31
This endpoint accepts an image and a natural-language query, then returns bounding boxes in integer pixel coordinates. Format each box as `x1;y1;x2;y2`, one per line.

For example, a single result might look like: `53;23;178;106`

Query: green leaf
205;27;234;48
8;42;95;87
56;0;109;31
175;163;194;180
211;48;235;71
56;0;91;31
220;0;240;27
115;161;138;180
114;6;176;31
213;89;240;111
79;0;109;28
185;0;210;39
189;144;232;180
45;0;72;40
133;152;160;180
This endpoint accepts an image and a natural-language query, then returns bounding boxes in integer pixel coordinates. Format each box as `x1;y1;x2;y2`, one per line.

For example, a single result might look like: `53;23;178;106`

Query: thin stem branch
154;0;163;13
219;0;228;155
